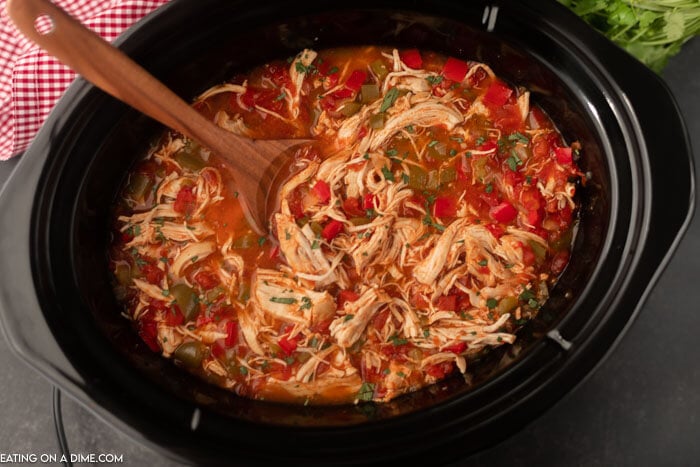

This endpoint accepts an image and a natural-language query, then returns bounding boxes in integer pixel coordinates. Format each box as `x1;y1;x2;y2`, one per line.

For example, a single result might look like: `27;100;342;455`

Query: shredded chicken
112;46;582;406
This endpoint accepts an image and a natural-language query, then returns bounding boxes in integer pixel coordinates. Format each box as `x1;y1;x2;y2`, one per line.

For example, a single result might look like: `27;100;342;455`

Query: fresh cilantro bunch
559;0;700;73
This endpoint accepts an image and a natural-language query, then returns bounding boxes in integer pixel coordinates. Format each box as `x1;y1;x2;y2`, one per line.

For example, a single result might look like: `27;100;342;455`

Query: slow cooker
0;0;693;464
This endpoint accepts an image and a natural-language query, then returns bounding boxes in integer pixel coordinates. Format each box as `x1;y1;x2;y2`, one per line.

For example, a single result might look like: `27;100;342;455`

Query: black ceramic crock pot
0;0;694;464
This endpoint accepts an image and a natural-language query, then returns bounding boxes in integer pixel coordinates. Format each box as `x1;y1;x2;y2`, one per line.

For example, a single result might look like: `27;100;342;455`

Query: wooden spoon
7;0;309;234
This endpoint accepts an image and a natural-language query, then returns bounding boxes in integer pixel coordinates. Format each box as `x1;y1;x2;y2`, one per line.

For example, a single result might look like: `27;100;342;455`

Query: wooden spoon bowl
7;0;310;233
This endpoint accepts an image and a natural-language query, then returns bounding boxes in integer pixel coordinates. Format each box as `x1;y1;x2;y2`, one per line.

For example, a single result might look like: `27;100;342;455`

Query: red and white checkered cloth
0;0;170;160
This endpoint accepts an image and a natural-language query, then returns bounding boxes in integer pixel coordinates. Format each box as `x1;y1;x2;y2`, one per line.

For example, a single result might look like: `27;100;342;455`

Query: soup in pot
110;46;583;405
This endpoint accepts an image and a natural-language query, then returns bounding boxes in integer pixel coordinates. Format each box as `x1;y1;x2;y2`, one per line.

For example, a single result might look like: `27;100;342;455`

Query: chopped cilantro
270;296;297;305
519;289;536;301
485;183;493;194
478;259;488;266
381;166;395;182
344;314;355;322
190;255;199;263
401;173;410;184
328;66;339;75
389;334;409;346
506;154;520;171
508;131;530;144
426;75;444;85
311;239;320;249
475;136;486;146
528;298;540;309
486;298;498;309
161;289;170;297
386;148;398;157
300;296;312;310
379;87;399;112
428;140;439;148
258;236;267;247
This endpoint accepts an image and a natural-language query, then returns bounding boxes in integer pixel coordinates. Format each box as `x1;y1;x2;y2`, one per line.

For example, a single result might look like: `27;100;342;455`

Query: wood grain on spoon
6;0;307;233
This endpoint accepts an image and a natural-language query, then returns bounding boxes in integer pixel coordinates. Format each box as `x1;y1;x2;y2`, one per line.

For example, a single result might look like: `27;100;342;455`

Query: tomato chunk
362;193;377;210
322;220;344;241
141;263;163;285
343;196;364;217
490;201;518;223
433;197;457;218
337;289;360;310
426;361;454;379
194;271;218;290
278;334;299;356
225;321;238;348
163;305;184;326
311;180;331;204
442;57;469;82
137;314;160;353
483;80;513;107
173;186;196;215
442;342;467;354
555;147;573;164
436;295;457;311
400;49;423;69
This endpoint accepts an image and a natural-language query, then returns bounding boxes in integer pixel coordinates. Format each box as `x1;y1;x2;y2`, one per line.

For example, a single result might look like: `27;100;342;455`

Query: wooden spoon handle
6;0;230;154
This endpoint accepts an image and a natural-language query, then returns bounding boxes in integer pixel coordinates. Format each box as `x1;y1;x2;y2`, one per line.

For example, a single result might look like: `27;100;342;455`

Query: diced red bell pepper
121;231;134;242
433;197;457;218
400;49;423;69
345;70;367;92
442;341;467;354
322;220;344;241
193;271;218;290
311;180;331;204
173;185;196;215
490;201;518;223
278;334;299;356
337;289;360;310
442;57;469;82
225;321;238;348
483;80;513;108
342;196;365;217
362;193;377;210
554;147;573;165
436;295;457;311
